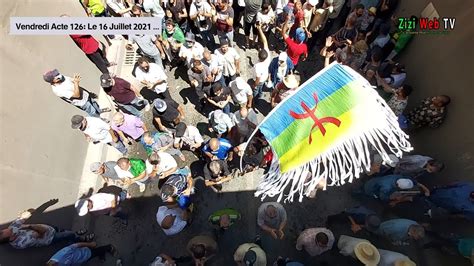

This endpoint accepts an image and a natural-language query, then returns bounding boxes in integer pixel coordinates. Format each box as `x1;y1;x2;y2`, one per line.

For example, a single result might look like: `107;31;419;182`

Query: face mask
57;75;65;82
143;66;149;72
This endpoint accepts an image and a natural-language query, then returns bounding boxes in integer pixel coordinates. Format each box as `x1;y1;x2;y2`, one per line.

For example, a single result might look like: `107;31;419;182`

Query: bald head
209;138;220;151
239;106;248;119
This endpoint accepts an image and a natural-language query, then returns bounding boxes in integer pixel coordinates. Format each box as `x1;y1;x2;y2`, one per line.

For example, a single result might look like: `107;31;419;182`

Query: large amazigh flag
248;62;412;202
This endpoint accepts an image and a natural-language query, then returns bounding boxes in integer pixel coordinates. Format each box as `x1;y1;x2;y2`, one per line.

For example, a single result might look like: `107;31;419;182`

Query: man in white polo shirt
70;115;127;154
134;56;171;102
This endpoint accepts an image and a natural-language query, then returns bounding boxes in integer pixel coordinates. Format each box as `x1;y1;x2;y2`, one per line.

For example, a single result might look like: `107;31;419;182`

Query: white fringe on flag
242;63;413;202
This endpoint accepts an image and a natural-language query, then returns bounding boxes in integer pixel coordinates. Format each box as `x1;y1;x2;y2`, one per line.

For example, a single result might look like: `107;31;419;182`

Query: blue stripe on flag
261;64;355;142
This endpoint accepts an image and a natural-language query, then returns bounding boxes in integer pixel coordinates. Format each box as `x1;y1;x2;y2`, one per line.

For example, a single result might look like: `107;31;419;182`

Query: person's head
148;152;161;166
239;106;249;120
112;112;125;127
396;85;413;98
356;32;367;41
100;73;115;89
408;224;425;240
142;131;154;145
0;228;13;243
243;249;257;265
278;52;288;66
365;214;381;231
90;162;105;175
396;178;414;190
371;49;383;63
315;232;329;247
195;0;204;7
192;58;204;72
426;159;444;173
380;23;391;36
161;214;176;229
265;204;278;219
117;157;131;171
43;69;65;84
209;160;222;176
392;63;406;73
219;214;231;229
306;0;317;8
219;38;230;53
208;138;220;151
203;49;212;61
131;5;142;17
258;49;268;63
161;182;177;201
355;4;365;16
191;244;206;259
137;56;151;72
432;95;451;108
75;199;93;216
212;83;223;96
71;115;87;131
295;0;303;10
262;3;271;14
345;14;357;27
185;32;196;48
165;19;175;33
295;27;306;43
218;0;228;10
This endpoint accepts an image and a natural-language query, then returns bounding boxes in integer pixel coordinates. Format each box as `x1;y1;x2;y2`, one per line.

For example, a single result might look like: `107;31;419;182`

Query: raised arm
256;23;268;51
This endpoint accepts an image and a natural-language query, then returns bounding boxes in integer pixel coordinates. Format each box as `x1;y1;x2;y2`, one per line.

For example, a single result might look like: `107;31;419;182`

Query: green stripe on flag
270;83;362;157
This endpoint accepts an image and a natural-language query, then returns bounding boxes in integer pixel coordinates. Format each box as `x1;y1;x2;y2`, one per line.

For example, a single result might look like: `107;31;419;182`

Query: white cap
396;179;414;190
278;52;288;61
308;0;318;6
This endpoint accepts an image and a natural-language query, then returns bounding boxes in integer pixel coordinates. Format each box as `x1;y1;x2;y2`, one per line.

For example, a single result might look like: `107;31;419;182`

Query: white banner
10;17;163;35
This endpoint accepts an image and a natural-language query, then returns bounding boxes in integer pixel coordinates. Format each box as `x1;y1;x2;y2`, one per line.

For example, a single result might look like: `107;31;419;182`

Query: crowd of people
0;0;472;265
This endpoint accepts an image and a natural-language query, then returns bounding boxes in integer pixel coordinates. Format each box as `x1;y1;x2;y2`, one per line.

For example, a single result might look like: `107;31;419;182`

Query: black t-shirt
203;160;231;180
166;0;187;25
209;86;231;103
152;99;180;123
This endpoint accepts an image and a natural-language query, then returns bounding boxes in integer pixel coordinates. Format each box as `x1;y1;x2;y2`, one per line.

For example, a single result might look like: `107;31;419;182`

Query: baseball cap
278;52;288;62
153;99;167;112
43;69;60;83
100;73;113;88
396;178;414;190
90;162;102;173
71;115;85;129
175;122;187;138
185;32;196;42
75;199;89;216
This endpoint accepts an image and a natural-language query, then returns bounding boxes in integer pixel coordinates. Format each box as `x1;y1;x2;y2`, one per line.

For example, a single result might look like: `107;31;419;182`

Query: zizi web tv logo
397;16;456;35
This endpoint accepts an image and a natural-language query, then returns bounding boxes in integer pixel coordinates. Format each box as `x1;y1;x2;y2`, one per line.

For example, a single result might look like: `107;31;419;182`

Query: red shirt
70;35;99;54
285;37;308;66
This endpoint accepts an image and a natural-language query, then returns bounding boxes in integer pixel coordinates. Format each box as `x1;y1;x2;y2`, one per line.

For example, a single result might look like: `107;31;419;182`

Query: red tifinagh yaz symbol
289;92;341;144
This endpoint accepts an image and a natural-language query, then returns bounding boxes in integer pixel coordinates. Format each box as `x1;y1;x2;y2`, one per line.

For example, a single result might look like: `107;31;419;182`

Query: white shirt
189;1;212;31
378;249;410;266
89;193;117;212
180;125;204;147
145;152;178;176
114;165;134;179
337;235;370;257
51;76;89;107
203;54;223;82
179;42;205;66
231;109;258;136
256;9;275;32
254;48;271;82
135;63;168;94
156;206;187;236
83;117;113;143
214;48;240;77
106;0;131;17
143;0;165;17
229;79;252;105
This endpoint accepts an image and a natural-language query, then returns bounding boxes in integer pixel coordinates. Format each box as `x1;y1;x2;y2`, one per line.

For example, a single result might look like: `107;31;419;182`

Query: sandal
81;233;95;242
75;228;88;235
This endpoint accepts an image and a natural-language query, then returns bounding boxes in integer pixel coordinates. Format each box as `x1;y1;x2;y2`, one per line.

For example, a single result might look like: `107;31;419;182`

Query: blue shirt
430;182;474;220
202;138;232;160
49;243;91;265
375;218;418;244
345;206;376;225
363;175;413;202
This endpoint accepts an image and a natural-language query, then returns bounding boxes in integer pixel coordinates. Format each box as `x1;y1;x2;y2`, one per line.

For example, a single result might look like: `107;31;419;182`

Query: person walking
69;34;114;74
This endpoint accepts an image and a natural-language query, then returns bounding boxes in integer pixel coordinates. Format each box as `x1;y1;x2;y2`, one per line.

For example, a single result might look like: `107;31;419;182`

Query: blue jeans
222;102;231;114
217;30;234;45
51;229;79;244
81;98;101;118
108;139;127;154
200;30;216;49
253;82;265;99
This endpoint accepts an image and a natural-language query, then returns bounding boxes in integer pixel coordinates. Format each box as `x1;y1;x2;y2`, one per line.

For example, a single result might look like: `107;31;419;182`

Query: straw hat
394;258;416;266
283;74;299;89
354;242;380;265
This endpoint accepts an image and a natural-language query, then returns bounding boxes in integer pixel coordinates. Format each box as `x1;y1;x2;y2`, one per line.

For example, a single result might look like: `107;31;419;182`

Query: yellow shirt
83;0;105;15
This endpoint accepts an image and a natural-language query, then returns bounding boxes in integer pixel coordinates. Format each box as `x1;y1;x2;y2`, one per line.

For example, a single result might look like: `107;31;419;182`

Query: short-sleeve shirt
215;6;235;32
179;125;204;147
229;79;252;105
375;219;418;244
430;182;474;220
163;26;185;44
244;0;262;23
231;109;258;136
393;155;432;177
152;99;180;123
70;35;99;54
256;9;275;32
285;37;307;66
387;95;408;117
102;161;120;180
166;0;187;25
163;173;188;195
51;76;89;107
363;174;414;202
89;193;117;212
49;243;92;264
129;35;160;57
189;1;213;31
202;54;223;82
214;47;240;77
145;152;178;176
83;117;113;143
180;42;205;66
257;202;287;229
296;228;335;256
208;110;235;135
208;208;241;226
203;160;231;180
82;0;105;15
202;138;233;160
156;206;187;236
234;243;266;266
209;86;231;103
104;77;135;104
135;63;168;94
254;48;272;82
142;132;174;155
186;235;218;257
8;219;56;249
143;0;165;17
111;113;145;140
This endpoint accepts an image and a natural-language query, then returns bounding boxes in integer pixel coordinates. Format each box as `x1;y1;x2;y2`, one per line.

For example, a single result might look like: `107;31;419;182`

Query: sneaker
137;182;146;193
